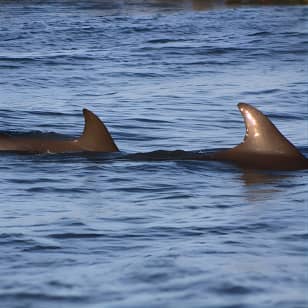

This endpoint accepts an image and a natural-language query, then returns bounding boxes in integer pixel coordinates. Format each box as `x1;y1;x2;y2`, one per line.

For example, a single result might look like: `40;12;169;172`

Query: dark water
0;1;308;307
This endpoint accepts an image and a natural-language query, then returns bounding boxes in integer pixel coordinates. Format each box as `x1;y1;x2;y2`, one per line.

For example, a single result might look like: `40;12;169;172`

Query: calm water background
0;1;308;307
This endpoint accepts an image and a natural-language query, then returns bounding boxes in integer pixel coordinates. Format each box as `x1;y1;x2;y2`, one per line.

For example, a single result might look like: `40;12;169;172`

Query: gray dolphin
0;109;118;153
210;103;308;170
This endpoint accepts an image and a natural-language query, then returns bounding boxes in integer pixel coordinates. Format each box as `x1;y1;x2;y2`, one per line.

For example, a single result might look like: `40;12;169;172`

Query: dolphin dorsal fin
233;103;304;157
78;109;118;152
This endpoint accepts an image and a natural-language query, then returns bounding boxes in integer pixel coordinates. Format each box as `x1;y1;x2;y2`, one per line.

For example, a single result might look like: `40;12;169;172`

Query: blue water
0;1;308;307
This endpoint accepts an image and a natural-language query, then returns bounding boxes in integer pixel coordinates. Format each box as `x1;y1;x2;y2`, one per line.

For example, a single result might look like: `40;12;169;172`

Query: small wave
146;38;187;44
26;187;91;194
280;232;308;241
130;118;172;124
248;31;272;37
0;56;37;63
0;131;73;142
106;71;165;78
122;26;155;33
22;244;61;252
241;88;280;95
124;150;207;161
47;233;104;239
0;64;20;69
268;113;304;120
30;110;68;117
203;47;246;55
211;282;261;295
0;233;26;242
0;233;36;246
0;234;62;252
0;54;94;64
0;292;88;302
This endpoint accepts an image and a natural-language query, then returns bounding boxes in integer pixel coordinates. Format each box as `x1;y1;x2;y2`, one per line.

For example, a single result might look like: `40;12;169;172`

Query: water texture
0;1;307;307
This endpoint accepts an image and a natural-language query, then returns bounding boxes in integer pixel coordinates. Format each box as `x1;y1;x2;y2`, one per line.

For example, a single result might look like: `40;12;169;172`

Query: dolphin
0;103;307;170
209;103;308;170
0;109;119;153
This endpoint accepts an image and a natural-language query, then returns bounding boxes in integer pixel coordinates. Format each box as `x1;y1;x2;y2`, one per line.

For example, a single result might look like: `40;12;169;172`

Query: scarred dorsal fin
234;103;304;158
77;109;118;152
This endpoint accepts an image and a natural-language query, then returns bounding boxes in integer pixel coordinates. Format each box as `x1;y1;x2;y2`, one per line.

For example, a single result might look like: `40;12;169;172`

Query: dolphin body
209;103;308;170
0;103;307;170
0;109;118;153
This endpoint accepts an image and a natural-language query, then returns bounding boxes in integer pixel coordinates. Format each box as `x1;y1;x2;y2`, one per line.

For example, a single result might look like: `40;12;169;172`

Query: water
0;1;308;307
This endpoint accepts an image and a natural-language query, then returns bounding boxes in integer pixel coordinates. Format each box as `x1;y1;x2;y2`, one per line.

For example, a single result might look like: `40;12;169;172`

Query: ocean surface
0;1;308;307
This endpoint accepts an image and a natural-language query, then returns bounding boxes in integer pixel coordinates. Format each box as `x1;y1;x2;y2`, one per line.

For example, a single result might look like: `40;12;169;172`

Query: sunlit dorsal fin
78;109;118;152
234;103;303;157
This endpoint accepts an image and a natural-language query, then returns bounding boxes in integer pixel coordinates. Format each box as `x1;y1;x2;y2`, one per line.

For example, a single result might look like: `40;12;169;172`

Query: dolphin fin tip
237;102;250;111
82;108;90;115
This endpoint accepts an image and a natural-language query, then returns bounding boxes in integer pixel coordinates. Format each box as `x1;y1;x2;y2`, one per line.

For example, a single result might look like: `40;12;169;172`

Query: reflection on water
240;169;290;186
240;169;291;201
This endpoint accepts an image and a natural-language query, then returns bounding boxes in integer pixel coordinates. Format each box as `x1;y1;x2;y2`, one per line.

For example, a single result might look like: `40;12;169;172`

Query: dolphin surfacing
0;103;307;170
210;103;308;170
0;109;119;153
